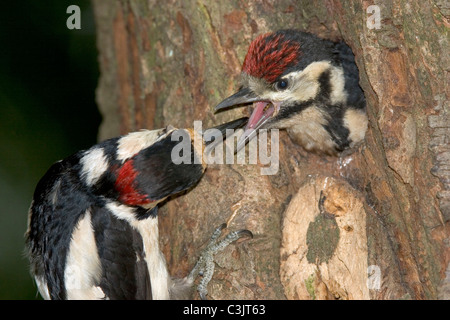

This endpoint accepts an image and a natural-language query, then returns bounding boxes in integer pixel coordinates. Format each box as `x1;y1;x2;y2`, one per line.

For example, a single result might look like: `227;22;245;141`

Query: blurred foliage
0;1;100;299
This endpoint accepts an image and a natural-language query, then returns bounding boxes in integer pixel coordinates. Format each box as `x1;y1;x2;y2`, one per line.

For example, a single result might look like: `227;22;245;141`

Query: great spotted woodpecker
25;117;250;300
215;29;368;155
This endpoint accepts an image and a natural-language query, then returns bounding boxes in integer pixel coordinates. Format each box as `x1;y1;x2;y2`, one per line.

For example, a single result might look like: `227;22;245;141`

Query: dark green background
0;1;100;299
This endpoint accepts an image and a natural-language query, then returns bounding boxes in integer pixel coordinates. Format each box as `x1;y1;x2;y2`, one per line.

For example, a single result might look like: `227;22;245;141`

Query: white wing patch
64;210;105;300
133;217;171;300
80;148;109;186
106;201;171;299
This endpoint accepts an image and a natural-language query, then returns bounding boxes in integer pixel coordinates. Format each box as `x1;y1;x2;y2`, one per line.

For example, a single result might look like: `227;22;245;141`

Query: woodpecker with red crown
25;117;251;300
215;29;368;155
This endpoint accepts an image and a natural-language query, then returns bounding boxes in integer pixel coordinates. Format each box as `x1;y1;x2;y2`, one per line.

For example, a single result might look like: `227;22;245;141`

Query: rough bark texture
93;0;449;299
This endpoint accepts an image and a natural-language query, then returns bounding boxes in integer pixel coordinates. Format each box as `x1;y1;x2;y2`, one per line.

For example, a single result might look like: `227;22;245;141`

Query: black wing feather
91;205;152;300
26;153;91;300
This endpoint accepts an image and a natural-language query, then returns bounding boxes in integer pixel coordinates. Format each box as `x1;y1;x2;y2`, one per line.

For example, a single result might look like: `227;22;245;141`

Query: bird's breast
278;106;337;154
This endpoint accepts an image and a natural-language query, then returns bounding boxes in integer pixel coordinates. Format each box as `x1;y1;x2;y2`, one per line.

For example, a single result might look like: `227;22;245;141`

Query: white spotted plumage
25;118;248;300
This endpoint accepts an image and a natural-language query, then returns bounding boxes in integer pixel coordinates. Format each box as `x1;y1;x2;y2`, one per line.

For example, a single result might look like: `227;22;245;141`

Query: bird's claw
191;223;253;300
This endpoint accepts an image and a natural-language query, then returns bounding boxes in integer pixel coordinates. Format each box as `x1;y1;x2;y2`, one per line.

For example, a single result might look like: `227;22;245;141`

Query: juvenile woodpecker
215;29;368;155
25;117;250;300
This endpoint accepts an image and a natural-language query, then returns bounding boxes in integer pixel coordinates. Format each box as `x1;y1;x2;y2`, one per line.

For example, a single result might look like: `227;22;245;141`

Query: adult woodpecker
25;117;250;300
215;29;368;155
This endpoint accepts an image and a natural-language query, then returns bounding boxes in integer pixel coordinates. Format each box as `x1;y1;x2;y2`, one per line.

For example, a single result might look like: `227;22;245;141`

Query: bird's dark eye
276;79;288;90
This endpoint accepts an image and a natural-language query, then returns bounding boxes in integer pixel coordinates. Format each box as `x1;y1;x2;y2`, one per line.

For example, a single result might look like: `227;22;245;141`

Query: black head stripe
322;104;351;151
95;137;120;162
334;41;366;110
276;100;314;122
317;69;331;102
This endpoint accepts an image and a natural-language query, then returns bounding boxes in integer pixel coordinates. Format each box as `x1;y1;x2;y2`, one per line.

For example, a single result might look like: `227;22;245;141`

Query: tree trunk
93;0;449;299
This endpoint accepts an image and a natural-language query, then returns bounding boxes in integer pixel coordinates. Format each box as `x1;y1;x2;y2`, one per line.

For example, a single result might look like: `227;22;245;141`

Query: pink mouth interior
247;101;275;130
235;100;280;152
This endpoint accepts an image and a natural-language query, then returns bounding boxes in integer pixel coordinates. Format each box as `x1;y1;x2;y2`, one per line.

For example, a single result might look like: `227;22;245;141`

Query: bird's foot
188;223;253;300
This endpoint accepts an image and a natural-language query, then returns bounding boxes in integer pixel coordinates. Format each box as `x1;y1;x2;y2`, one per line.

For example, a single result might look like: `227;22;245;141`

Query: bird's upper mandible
215;29;368;155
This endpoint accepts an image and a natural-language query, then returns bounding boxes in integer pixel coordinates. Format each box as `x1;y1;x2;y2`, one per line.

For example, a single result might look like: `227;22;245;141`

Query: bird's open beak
214;87;261;111
215;88;281;152
204;116;249;144
203;116;248;151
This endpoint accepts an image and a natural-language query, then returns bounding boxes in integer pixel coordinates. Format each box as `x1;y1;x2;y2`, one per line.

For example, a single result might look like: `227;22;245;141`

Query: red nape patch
242;32;301;83
115;159;153;206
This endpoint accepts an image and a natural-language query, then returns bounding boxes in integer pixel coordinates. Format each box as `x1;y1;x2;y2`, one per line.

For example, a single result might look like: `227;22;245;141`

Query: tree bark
93;0;449;299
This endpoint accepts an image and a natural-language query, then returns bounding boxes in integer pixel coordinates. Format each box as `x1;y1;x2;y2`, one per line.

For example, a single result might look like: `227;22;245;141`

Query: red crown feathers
242;32;301;83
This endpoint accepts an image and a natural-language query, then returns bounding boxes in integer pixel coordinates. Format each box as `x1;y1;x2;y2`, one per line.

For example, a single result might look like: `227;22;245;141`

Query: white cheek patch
80;148;109;186
282;61;336;103
286;73;319;103
248;61;337;104
116;128;174;162
254;75;319;104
